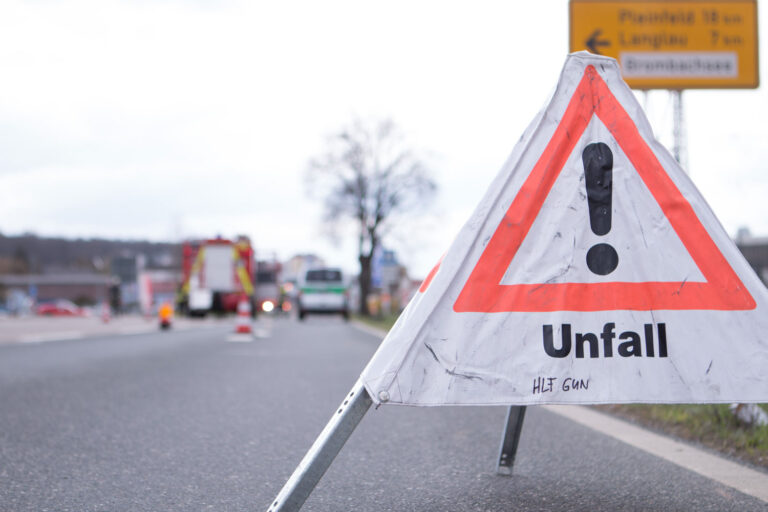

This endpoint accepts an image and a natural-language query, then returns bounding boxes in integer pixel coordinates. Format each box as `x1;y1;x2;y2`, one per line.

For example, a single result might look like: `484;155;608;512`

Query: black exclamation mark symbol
583;142;619;275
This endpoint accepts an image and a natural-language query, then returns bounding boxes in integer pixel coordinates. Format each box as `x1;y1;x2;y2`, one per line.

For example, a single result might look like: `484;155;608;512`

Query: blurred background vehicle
176;236;255;317
297;268;349;321
35;299;87;317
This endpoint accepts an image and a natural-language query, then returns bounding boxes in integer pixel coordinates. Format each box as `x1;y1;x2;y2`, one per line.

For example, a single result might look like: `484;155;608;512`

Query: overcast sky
0;1;766;277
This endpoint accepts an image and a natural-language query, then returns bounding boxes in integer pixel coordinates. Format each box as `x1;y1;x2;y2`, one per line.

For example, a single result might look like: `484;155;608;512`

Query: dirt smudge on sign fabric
424;342;484;381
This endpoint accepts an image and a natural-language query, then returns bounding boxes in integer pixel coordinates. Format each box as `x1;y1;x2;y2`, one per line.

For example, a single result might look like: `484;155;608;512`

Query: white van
297;268;349;320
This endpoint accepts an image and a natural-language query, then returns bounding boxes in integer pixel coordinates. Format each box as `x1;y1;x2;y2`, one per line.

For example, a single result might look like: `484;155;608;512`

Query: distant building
112;255;140;284
282;254;326;284
112;254;142;312
368;247;420;314
137;268;181;313
0;273;119;306
0;234;182;313
111;252;182;314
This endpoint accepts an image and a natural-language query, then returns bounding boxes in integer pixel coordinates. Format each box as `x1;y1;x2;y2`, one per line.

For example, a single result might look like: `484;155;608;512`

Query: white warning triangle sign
360;52;768;406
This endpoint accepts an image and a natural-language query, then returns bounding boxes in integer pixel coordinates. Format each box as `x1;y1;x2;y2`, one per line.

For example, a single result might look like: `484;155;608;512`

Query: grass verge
596;404;768;470
352;313;399;333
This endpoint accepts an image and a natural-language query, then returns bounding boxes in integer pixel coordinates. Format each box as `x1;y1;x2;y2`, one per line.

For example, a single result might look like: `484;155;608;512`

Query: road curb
544;404;768;502
3;320;228;345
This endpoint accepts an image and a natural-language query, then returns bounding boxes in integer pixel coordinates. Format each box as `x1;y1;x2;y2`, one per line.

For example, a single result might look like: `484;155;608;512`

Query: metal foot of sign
267;382;528;510
497;405;527;475
266;380;372;512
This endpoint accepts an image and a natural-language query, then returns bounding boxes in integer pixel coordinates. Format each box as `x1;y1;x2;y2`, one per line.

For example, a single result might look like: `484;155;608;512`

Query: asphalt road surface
1;316;766;511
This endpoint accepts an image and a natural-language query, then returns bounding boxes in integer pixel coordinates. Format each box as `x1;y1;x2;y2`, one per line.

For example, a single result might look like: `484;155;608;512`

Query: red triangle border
453;65;755;313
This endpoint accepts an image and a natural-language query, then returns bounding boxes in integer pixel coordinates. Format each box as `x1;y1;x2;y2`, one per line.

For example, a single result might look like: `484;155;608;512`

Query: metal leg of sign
266;380;373;512
496;405;527;476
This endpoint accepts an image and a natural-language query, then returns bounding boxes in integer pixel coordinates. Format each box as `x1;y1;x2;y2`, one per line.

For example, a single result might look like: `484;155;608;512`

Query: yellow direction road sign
570;0;759;89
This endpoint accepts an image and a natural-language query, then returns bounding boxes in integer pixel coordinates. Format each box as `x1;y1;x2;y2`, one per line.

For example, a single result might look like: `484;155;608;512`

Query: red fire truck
177;236;255;316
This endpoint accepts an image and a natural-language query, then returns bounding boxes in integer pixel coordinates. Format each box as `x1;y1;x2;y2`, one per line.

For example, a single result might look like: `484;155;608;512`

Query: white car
297;268;349;320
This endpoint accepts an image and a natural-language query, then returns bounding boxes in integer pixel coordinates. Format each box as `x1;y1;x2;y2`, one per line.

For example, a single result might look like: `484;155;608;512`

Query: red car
35;300;87;317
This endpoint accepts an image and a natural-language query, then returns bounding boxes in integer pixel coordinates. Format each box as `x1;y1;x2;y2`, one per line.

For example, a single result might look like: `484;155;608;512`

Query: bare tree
307;118;436;316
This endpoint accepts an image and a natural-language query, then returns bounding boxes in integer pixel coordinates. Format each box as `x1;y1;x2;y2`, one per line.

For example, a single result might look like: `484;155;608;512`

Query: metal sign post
497;406;527;475
671;90;687;171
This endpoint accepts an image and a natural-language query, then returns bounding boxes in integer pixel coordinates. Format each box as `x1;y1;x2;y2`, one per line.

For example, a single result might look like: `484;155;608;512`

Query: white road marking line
18;331;84;343
543;405;768;503
226;334;254;343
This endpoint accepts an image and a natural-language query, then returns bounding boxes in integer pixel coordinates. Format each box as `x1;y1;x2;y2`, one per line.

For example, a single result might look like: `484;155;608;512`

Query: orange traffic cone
158;301;173;330
235;298;253;335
